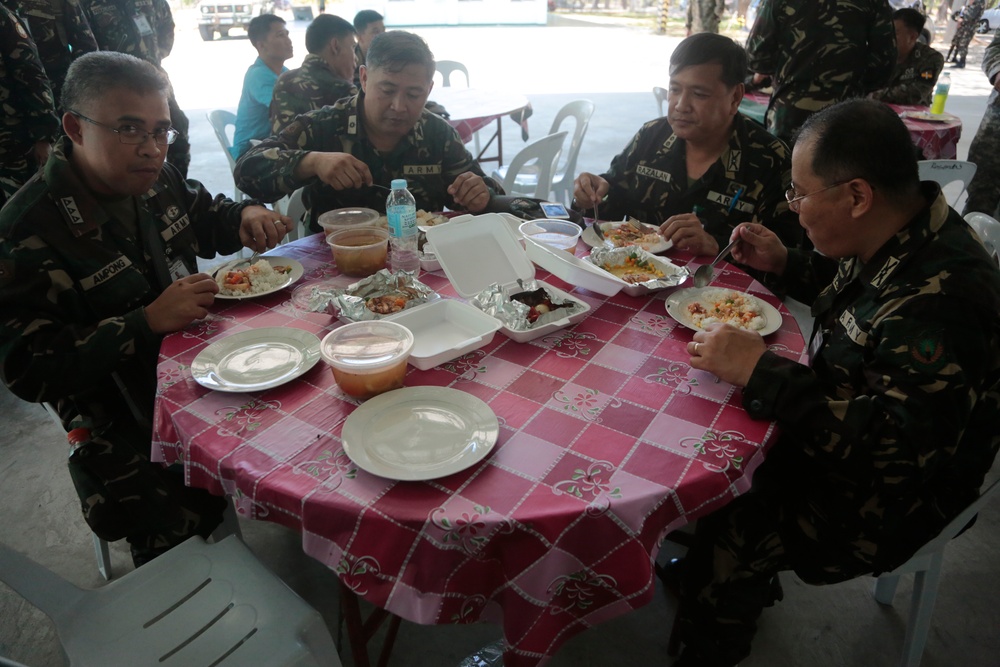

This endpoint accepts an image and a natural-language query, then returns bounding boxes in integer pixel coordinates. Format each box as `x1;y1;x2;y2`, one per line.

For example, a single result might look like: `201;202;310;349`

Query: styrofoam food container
426;212;591;342
385;300;501;370
319;321;413;399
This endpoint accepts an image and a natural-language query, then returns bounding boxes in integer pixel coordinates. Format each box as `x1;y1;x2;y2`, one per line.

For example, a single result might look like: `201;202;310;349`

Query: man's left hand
687;323;767;387
239;205;292;252
448;172;491;212
660;213;719;255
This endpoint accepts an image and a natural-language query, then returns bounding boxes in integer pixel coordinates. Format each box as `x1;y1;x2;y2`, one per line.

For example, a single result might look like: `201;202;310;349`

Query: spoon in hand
692;237;740;288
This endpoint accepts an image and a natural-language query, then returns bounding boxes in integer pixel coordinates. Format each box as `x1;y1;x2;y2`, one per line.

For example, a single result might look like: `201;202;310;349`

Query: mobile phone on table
539;202;571;219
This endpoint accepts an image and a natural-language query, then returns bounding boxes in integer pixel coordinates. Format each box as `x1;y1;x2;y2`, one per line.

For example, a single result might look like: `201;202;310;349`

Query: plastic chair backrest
435;60;469;88
653;86;668;116
207;109;238;170
918;160;977;207
0;536;341;667
284;188;307;242
501;131;568;200
965;212;1000;266
547;100;595;202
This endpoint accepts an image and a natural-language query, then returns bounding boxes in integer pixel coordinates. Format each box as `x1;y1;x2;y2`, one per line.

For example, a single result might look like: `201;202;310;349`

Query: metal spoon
692;238;739;288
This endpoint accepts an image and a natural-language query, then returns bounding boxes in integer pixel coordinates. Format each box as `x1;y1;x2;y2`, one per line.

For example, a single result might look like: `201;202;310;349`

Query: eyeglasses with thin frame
69;111;179;146
784;180;851;212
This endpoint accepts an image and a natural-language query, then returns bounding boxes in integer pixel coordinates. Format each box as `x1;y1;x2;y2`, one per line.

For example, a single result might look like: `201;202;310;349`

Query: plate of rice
665;287;781;335
215;257;304;299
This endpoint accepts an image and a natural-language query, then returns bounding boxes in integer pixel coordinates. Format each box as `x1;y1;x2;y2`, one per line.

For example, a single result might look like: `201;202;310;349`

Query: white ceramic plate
582;220;673;253
191;327;321;392
341;386;499;481
899;110;952;123
665;287;782;336
215;256;304;300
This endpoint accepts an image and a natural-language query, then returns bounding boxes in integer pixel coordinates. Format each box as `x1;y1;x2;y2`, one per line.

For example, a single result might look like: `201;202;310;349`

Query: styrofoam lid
522;235;625;297
320;321;413;372
425;213;535;298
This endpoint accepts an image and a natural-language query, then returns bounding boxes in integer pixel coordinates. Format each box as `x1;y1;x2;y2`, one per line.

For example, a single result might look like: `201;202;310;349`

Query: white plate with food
665;287;782;336
415;210;460;232
191;327;321;392
340;386;500;481
214;257;304;300
899;110;953;123
582;219;673;253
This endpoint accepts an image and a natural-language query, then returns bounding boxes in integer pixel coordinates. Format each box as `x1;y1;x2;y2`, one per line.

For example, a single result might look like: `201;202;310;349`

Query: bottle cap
67;427;91;445
391;179;407;190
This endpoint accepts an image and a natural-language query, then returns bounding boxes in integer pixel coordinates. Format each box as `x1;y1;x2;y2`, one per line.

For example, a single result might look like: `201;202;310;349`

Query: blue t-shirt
231;57;287;160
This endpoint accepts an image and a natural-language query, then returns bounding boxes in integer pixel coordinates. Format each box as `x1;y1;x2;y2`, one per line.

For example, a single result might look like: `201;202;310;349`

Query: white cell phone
539;202;571;219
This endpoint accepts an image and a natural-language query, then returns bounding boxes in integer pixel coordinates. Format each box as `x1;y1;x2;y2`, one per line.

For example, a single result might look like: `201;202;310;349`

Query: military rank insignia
920;71;935;80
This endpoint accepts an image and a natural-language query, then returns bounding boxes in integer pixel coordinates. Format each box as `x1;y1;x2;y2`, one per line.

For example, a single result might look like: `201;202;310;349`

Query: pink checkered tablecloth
740;92;961;160
152;232;806;666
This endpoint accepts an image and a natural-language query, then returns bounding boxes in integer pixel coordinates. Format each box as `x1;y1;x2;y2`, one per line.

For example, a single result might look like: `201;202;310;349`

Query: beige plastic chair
434;60;470;88
206;109;247;202
493;100;595;205
653;86;668;116
918;159;977;207
496;131;567;200
0;535;342;667
873;474;1000;667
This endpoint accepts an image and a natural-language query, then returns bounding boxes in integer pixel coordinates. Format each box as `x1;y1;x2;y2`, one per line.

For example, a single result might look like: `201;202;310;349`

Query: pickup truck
197;0;277;41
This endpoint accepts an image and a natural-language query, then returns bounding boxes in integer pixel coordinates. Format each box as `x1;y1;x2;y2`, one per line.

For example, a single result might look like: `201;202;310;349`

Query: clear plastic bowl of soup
318;207;381;239
518;219;582;253
327;227;389;277
320;321;414;400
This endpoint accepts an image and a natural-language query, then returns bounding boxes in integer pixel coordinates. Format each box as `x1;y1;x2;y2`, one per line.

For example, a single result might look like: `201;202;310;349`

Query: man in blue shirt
231;14;292;160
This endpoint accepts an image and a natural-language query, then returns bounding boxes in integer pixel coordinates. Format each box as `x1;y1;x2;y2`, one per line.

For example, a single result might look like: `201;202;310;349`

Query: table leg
339;587;402;667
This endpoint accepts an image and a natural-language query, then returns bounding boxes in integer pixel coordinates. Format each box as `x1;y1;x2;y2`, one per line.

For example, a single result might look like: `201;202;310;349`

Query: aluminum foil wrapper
305;269;437;320
471;280;586;331
589;246;689;287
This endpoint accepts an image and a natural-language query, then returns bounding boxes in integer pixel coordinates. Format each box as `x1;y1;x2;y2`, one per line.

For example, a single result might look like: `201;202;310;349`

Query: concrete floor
2;10;1000;667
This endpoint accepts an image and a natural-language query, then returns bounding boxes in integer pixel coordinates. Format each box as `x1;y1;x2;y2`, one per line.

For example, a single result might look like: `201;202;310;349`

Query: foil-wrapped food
304;269;437;321
472;280;587;331
589;246;688;288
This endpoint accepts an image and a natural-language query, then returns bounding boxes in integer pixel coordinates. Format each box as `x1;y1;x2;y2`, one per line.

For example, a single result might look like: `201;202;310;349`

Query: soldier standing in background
269;13;356;135
746;0;896;144
964;28;1000;217
686;0;725;35
5;0;97;108
871;7;945;106
948;0;985;68
82;0;191;177
0;2;60;205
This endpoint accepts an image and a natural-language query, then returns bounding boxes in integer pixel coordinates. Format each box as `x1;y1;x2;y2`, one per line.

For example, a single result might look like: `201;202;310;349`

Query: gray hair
365;30;434;77
62;51;169;113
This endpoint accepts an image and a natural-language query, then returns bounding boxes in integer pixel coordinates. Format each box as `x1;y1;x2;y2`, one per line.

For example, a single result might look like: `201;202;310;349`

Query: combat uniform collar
43;136;113;236
662;114;747;180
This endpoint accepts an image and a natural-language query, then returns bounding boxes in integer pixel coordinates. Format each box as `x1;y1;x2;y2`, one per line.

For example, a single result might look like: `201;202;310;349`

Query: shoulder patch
59;197;84;225
908;332;948;373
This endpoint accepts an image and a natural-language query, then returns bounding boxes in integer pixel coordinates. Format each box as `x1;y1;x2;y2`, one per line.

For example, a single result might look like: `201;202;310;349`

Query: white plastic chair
283;187;307;242
918;160;977;207
434;59;470;88
964;211;1000;264
495;131;567;200
206;109;247;202
873;475;1000;667
653;86;668;116
493;100;595;205
0;535;342;667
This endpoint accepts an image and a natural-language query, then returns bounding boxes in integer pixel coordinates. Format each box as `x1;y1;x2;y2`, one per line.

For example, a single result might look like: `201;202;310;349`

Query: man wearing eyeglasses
0;51;291;567
665;99;1000;667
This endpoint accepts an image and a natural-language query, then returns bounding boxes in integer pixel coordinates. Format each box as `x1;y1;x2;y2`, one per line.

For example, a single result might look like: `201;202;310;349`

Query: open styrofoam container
385;299;501;370
426;213;591;342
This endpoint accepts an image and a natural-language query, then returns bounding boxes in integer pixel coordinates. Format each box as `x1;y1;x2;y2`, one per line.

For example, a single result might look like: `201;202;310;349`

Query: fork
625;216;644;232
214;250;259;278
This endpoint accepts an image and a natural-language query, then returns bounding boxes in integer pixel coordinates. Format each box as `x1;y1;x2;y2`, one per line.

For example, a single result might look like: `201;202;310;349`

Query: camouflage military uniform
949;0;985;68
746;0;897;143
82;0;190;177
676;185;1000;666
269;53;357;135
353;42;363;88
0;137;256;564
235;92;503;232
595;113;801;278
10;0;97;107
0;3;59;205
871;41;945;106
963;28;1000;217
686;0;724;34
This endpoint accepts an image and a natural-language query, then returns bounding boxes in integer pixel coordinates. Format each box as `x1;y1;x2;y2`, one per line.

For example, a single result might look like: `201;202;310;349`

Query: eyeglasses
784;180;851;212
69;111;179;146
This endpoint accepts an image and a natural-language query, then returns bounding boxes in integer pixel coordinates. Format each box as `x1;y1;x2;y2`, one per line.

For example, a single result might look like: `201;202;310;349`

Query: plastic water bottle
385;179;419;274
930;72;951;115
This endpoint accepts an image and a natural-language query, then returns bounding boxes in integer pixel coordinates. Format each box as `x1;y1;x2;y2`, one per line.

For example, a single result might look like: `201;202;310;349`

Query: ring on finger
694;342;701;354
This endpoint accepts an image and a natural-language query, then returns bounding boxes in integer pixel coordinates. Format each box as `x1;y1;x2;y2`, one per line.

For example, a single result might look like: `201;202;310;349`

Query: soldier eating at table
665;99;1000;667
235;30;502;233
0;51;290;567
573;33;801;265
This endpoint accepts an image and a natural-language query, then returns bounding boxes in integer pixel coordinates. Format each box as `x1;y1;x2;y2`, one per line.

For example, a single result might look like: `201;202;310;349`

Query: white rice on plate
685;288;767;331
216;260;292;296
